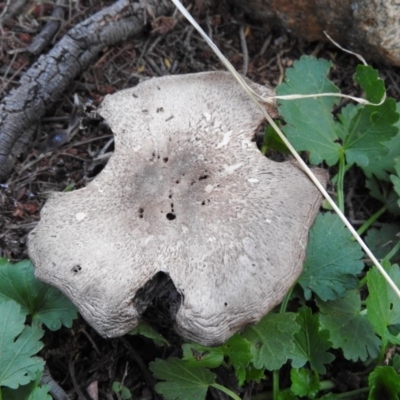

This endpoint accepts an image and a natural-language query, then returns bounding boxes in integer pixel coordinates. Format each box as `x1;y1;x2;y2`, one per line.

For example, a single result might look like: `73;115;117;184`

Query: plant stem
383;240;400;263
211;383;241;400
319;379;335;391
330;387;369;398
279;286;294;314
272;370;279;400
356;206;386;236
337;151;346;213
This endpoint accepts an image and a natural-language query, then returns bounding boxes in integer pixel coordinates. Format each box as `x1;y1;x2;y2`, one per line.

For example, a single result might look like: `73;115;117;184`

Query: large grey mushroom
28;72;327;345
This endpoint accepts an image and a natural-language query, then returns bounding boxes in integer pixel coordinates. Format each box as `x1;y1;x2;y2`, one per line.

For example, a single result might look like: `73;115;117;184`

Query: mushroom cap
28;72;327;345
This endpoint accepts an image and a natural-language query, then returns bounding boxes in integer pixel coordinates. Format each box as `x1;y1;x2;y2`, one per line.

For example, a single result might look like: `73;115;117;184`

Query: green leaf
290;368;320;399
277;390;299;400
290;307;334;374
366;178;400;215
2;374;51;400
262;124;289;154
317;290;381;361
393;354;400;372
373;103;400;180
182;334;252;386
354;65;385;103
150;358;216;400
298;212;364;301
220;334;252;385
242;312;300;371
366;263;400;345
27;385;52;400
365;224;400;262
277;55;341;166
0;301;44;389
0;258;77;330
391;158;400;208
368;366;400;400
338;67;399;179
129;321;170;347
339;98;399;178
182;343;224;369
243;365;265;384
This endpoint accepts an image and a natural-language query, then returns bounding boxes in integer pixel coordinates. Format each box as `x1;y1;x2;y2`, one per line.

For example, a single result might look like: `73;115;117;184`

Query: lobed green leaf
0;258;77;330
366;263;400;345
290;307;334;374
298;212;364;301
277;56;341;166
242;312;300;371
317;290;380;361
368;366;400;400
150;358;216;400
0;301;44;389
290;368;320;399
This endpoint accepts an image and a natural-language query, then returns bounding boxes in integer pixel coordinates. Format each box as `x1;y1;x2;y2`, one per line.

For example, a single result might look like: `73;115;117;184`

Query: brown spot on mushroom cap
28;72;327;345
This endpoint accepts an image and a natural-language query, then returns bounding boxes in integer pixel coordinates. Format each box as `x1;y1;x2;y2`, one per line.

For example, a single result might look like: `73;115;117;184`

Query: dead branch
0;0;172;182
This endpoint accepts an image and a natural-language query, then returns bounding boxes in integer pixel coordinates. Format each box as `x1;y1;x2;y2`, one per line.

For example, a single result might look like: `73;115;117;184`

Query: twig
239;25;248;77
41;365;70;400
119;337;157;391
69;357;87;400
27;0;68;55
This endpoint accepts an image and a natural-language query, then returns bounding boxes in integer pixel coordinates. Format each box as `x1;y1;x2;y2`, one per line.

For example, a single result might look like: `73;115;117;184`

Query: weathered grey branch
0;0;172;182
27;0;68;55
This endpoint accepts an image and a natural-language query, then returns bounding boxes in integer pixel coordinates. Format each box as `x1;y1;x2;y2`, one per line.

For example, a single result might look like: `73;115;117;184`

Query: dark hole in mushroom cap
72;265;82;273
166;213;176;220
134;272;182;334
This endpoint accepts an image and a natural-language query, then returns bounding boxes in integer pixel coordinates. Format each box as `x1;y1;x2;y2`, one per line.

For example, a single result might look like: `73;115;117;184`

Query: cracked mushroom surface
28;71;327;345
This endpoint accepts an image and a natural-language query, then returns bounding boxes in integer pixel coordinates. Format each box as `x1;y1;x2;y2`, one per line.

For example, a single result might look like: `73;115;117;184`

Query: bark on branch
0;0;172;182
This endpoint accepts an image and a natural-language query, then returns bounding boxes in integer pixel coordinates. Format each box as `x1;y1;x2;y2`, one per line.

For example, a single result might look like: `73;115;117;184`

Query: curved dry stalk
170;0;400;300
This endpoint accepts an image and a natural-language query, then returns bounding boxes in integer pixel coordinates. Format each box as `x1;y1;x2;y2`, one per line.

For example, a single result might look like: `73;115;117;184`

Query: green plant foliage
129;321;170;346
290;368;319;399
242;313;300;371
338;99;398;179
391;158;400;206
149;358;217;400
0;301;44;389
0;258;77;330
365;224;400;261
261;124;289;154
317;290;380;361
182;334;252;386
366;178;400;215
276;56;341;166
366;263;400;345
298;212;364;301
277;390;298;400
277;57;399;179
1;373;51;400
368;366;400;400
353;65;385;103
375;103;400;180
112;381;132;400
290;307;334;374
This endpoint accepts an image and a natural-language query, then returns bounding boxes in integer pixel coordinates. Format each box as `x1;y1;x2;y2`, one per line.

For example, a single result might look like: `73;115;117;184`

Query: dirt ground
1;1;400;399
